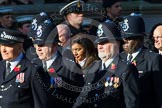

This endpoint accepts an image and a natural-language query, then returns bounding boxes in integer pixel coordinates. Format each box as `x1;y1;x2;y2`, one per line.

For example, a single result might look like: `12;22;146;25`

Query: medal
50;77;55;88
113;77;119;88
105;77;110;87
16;74;20;83
109;77;114;86
105;81;108;87
19;73;25;83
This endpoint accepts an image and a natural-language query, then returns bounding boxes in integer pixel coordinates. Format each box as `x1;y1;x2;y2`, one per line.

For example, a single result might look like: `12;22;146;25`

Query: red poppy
132;60;137;66
111;63;116;70
14;65;21;72
48;68;55;73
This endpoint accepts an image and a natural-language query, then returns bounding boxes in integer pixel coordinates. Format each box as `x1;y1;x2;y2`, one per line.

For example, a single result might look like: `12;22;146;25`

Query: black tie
5;62;11;79
103;63;106;70
42;61;47;71
128;54;133;63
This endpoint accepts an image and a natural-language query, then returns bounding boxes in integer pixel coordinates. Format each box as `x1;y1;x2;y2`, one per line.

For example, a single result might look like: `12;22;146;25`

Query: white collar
159;51;162;55
44;51;58;69
78;58;87;67
127;48;141;62
102;56;115;70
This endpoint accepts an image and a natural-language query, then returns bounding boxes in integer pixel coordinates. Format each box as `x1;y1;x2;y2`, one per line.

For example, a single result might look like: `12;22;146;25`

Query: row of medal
15;73;25;83
104;77;120;88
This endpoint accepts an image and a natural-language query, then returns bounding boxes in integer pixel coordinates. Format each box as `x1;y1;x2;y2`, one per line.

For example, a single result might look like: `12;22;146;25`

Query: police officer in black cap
119;15;162;108
59;0;87;37
76;21;140;108
16;15;33;35
0;7;16;30
26;12;52;63
16;15;39;64
0;28;47;108
30;12;84;108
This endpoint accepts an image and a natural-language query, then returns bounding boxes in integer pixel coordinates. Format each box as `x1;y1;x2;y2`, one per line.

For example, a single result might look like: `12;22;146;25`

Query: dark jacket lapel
0;60;6;84
120;51;127;61
133;48;146;66
107;56;119;74
94;57;119;83
120;48;145;66
3;57;27;84
47;53;63;77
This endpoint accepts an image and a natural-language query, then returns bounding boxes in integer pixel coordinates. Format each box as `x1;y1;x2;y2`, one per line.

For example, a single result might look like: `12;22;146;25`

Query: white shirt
102;57;115;70
78;58;87;67
43;51;58;69
127;48;141;62
6;53;23;73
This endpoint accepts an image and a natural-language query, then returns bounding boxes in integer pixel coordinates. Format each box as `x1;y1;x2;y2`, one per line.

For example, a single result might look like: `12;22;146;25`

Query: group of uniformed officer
0;0;162;108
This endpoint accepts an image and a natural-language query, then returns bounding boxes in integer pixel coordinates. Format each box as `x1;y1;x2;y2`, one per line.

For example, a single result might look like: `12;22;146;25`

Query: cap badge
120;18;129;32
31;19;38;30
40;12;47;16
36;25;43;37
97;24;104;37
77;1;81;8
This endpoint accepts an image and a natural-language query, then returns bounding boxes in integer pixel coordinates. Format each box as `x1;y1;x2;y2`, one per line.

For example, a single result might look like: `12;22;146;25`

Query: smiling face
97;41;119;62
0;43;22;61
34;43;57;60
153;25;162;50
71;43;86;63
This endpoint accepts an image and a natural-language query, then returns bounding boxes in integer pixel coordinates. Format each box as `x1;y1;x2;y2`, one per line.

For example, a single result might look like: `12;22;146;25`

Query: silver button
1;85;4;88
0;96;3;98
18;85;21;88
88;83;91;85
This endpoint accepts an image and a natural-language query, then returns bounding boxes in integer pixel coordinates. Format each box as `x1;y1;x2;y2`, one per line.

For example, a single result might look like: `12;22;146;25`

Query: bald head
153;25;162;53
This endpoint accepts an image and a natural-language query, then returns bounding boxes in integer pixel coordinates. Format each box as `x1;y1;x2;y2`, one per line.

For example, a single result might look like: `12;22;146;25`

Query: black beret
0;28;25;44
60;0;84;16
119;15;146;38
102;0;121;8
95;22;121;44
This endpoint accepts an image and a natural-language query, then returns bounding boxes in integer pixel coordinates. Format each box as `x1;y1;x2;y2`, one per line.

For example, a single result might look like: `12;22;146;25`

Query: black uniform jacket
33;52;84;108
120;47;162;108
75;56;140;108
63;21;87;37
0;56;47;108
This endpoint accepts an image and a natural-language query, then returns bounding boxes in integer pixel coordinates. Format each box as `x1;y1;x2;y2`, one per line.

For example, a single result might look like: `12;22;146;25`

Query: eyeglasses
153;36;162;39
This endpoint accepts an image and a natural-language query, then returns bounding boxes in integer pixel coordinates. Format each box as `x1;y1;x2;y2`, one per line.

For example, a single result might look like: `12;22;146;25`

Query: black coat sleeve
122;64;140;108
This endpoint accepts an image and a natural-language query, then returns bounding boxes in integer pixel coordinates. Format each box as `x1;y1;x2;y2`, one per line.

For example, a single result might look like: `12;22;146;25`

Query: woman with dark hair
71;36;98;70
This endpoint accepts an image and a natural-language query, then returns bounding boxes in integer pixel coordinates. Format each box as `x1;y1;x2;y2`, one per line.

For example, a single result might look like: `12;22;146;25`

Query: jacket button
1;85;4;88
94;104;98;107
0;96;3;98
